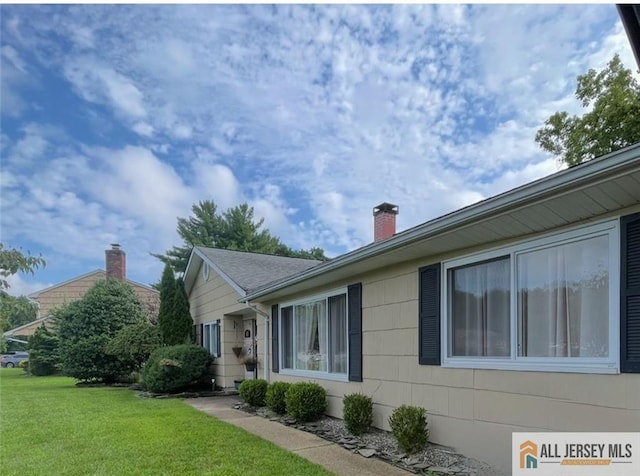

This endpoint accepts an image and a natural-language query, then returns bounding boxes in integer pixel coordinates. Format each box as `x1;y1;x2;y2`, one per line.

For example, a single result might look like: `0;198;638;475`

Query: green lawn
0;369;332;475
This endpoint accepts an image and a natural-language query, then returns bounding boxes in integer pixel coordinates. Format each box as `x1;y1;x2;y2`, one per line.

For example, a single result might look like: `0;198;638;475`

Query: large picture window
443;221;618;372
280;290;348;378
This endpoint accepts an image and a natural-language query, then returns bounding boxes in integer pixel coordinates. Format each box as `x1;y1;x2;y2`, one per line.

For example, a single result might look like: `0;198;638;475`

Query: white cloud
132;121;154;137
86;145;192;230
191;162;241;211
0;4;633;288
63;58;147;119
5;274;52;297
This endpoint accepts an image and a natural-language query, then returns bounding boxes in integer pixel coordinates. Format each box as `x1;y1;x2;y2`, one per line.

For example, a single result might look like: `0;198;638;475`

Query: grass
0;369;332;475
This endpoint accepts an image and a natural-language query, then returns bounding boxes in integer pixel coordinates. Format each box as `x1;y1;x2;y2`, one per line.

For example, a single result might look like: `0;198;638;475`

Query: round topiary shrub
285;382;327;422
388;405;428;454
343;393;373;436
142;344;212;393
266;381;290;414
238;379;268;406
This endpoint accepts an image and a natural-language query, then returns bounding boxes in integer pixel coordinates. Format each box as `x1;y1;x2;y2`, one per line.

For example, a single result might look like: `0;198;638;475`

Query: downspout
244;300;270;381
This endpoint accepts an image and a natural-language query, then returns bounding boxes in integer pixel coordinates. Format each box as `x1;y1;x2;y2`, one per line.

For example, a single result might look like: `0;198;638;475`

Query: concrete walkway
186;396;411;476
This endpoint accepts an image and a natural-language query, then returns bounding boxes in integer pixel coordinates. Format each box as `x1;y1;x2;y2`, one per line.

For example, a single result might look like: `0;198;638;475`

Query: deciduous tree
536;54;640;166
0;243;46;290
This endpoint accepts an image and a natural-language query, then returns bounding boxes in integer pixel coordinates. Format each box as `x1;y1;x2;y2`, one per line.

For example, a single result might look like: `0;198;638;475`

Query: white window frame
278;288;349;382
203;320;220;358
442;219;620;374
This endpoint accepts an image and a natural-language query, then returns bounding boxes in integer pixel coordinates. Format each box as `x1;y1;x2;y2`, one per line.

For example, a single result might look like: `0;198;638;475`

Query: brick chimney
105;244;126;281
373;203;399;242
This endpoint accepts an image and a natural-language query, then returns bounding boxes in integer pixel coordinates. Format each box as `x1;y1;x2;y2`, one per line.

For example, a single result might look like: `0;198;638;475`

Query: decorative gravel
236;403;507;476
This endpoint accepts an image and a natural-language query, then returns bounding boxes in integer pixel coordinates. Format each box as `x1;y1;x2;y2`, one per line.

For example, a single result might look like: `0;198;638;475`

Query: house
3;245;160;338
183;247;321;389
185;143;640;472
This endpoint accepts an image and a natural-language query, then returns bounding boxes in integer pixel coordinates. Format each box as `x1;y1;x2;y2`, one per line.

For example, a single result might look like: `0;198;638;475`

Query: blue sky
1;4;636;296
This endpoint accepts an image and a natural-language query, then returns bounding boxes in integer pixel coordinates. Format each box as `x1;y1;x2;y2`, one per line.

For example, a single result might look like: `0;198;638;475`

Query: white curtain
329;294;347;374
518;235;608;358
451;258;510;357
316;300;328;372
295;300;327;371
296;303;314;369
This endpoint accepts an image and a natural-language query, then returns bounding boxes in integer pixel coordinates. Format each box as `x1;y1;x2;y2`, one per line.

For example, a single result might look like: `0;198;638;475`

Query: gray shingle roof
195;247;322;294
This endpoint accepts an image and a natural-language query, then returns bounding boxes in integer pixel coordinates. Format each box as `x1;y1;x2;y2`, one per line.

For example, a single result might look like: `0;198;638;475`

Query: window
203;321;220;357
450;257;510;357
280;290;348;378
443;221;618;372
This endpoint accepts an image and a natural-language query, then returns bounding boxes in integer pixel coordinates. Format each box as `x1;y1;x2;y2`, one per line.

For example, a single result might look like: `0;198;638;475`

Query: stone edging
233;402;481;476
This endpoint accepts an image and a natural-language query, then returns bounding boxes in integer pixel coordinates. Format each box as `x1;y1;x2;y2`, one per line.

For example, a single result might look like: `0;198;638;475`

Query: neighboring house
185;142;640;472
183;247;321;389
3;245;159;338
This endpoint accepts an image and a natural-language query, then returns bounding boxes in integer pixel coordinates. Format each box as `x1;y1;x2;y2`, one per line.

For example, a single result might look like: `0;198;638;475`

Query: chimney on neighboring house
105;244;126;281
373;202;399;242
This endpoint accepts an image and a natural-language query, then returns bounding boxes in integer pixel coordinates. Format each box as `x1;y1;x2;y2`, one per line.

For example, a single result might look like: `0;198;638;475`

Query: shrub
343;393;373;436
238;379;268;407
388;405;428;454
142;344;212;393
285;382;327;422
266;381;290;414
27;326;59;376
106;321;162;373
56;279;147;382
19;360;29;372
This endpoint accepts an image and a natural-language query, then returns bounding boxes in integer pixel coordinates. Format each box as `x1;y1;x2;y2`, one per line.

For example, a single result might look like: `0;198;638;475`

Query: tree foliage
0;293;38;334
153;201;327;272
169;278;193;345
141;344;212;393
106;321;162;372
157;263;176;345
27;326;59;376
0;243;46;290
157;264;193;346
55;279;147;382
536;54;640;166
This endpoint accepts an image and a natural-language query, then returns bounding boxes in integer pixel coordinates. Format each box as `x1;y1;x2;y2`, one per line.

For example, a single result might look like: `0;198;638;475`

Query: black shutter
621;213;640;373
198;323;204;347
192;324;197;344
271;304;279;373
216;320;221;358
348;283;363;382
419;264;441;365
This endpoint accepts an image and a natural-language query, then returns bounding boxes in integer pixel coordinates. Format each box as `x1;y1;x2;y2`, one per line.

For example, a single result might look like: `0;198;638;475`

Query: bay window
443;221;618;372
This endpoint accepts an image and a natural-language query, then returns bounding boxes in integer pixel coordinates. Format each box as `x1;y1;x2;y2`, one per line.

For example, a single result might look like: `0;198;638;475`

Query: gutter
246;142;640;300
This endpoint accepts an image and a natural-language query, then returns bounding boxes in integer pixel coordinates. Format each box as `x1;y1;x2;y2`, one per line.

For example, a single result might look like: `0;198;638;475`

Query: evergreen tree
55;279;146;382
157;263;177;345
153;200;328;272
27;326;59;376
166;278;193;346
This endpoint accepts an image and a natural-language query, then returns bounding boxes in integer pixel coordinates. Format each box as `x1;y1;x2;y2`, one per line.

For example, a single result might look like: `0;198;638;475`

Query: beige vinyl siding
36;272;106;318
188;262;249;388
32;271;159;323
264;206;640;472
